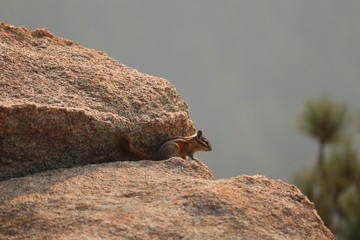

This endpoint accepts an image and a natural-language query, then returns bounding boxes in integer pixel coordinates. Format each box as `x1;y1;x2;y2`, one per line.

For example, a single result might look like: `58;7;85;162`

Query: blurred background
2;1;360;238
1;0;359;182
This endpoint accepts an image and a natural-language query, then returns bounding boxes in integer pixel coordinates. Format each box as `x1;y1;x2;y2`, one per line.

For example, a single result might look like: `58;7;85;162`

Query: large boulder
0;22;333;240
0;22;194;180
0;159;333;239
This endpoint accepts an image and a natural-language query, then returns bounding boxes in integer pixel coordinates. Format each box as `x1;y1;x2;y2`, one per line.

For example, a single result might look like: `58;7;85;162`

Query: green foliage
294;142;360;239
297;96;349;167
294;96;360;239
297;96;348;144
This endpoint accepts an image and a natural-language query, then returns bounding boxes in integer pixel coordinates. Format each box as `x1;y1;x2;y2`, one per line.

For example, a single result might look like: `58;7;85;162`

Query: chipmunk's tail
119;135;151;160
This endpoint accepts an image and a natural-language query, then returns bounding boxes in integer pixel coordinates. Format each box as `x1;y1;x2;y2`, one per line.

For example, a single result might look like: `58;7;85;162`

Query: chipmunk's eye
197;137;210;147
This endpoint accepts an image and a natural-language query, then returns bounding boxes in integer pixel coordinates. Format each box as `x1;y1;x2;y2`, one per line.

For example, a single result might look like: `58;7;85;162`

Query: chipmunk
119;130;212;160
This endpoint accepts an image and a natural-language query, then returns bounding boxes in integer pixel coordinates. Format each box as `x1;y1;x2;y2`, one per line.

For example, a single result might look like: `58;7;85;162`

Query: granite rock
0;22;194;180
0;158;333;240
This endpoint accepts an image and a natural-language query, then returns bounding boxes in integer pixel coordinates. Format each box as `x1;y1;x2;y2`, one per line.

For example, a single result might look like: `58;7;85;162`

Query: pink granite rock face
0;22;194;180
0;159;333;239
0;22;333;239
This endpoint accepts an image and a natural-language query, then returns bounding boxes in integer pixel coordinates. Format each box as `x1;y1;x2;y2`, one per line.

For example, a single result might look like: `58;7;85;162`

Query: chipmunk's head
195;130;212;151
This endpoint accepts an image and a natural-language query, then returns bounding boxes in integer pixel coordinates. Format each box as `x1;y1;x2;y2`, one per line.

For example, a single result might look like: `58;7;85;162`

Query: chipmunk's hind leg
157;143;179;160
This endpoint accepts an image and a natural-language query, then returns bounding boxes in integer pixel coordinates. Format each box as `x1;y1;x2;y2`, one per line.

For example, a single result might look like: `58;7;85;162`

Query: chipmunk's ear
197;130;203;137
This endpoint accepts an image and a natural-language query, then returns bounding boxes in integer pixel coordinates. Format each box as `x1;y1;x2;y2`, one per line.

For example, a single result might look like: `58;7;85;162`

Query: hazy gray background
1;0;359;182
